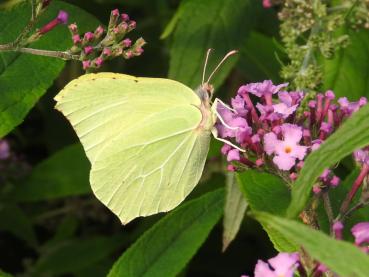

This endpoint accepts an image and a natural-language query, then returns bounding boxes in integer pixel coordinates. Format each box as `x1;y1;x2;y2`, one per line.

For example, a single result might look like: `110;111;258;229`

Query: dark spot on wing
112;77;116;80
134;79;138;83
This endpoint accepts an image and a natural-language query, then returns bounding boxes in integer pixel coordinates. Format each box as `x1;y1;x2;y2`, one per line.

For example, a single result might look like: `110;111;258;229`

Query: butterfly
54;49;240;224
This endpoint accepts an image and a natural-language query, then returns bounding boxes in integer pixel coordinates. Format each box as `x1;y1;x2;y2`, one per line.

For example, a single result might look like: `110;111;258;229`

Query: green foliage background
1;0;369;276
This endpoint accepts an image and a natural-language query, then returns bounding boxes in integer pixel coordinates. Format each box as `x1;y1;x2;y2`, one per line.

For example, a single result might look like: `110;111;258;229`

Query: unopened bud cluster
68;9;146;71
267;0;369;91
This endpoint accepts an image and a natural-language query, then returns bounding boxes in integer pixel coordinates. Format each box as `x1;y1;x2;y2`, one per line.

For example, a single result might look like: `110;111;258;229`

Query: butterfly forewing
54;73;211;224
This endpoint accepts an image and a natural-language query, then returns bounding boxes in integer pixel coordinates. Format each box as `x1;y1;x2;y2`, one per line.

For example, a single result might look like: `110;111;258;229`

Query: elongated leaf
0;270;13;277
0;1;99;137
10;144;90;202
255;212;369;277
222;172;247;251
322;29;369;99
287;104;369;218
32;235;123;276
237;170;297;251
108;189;224;277
168;0;257;88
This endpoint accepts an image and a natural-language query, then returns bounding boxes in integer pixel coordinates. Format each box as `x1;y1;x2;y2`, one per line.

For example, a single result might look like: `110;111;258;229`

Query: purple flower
39;10;69;34
57;10;69;24
264;124;307;170
231;95;248;116
239;80;288;98
338;97;367;115
353;148;369;166
351;222;369;245
216;102;252;143
227;149;240;162
254;252;299;277
0;140;10;160
333;221;344;240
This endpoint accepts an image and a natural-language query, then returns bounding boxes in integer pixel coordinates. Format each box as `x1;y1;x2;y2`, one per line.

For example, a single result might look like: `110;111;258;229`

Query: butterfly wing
55;73;211;224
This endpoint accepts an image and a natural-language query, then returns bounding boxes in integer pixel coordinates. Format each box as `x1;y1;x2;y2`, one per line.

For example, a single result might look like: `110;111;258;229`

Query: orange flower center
284;146;292;153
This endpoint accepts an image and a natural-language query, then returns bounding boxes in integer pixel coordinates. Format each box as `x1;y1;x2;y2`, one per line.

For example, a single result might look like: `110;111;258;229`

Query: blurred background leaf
8;143;90;202
0;1;100;137
322;29;369;99
167;0;262;89
108;189;224;277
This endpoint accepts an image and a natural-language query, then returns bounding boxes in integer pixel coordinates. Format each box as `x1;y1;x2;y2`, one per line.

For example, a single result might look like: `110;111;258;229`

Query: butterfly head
197;49;237;105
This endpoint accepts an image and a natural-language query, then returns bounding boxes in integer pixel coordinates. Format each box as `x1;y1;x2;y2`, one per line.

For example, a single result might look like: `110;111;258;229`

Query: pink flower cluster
242;252;300;277
245;222;369;277
68;9;145;71
216;80;367;181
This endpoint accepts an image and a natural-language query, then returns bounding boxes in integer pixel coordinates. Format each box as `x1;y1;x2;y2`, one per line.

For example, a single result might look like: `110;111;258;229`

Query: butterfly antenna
202;48;213;86
206;50;238;84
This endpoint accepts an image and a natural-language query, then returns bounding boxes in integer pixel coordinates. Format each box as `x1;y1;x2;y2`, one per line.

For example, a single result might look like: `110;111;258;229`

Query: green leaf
10;143;90;202
322;29;369;99
255;212;369;277
0;1;99;137
287;104;369;218
222;172;247;251
237;170;290;215
32;235;123;276
0;269;13;277
167;0;257;88
237;170;297;252
238;31;283;81
0;203;37;247
108;189;225;277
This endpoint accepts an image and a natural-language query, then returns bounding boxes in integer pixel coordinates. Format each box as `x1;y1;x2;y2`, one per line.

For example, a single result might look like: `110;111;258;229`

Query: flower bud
39;10;68;35
82;60;91;70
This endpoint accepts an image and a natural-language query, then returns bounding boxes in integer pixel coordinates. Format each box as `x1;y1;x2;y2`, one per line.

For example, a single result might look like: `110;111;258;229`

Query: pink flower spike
351;222;369;245
84;46;93;55
227;165;236;172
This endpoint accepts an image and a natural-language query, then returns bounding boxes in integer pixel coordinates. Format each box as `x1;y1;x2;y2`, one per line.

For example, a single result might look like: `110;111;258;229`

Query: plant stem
340;164;369;215
322;191;334;230
337;200;369;222
0;45;78;60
